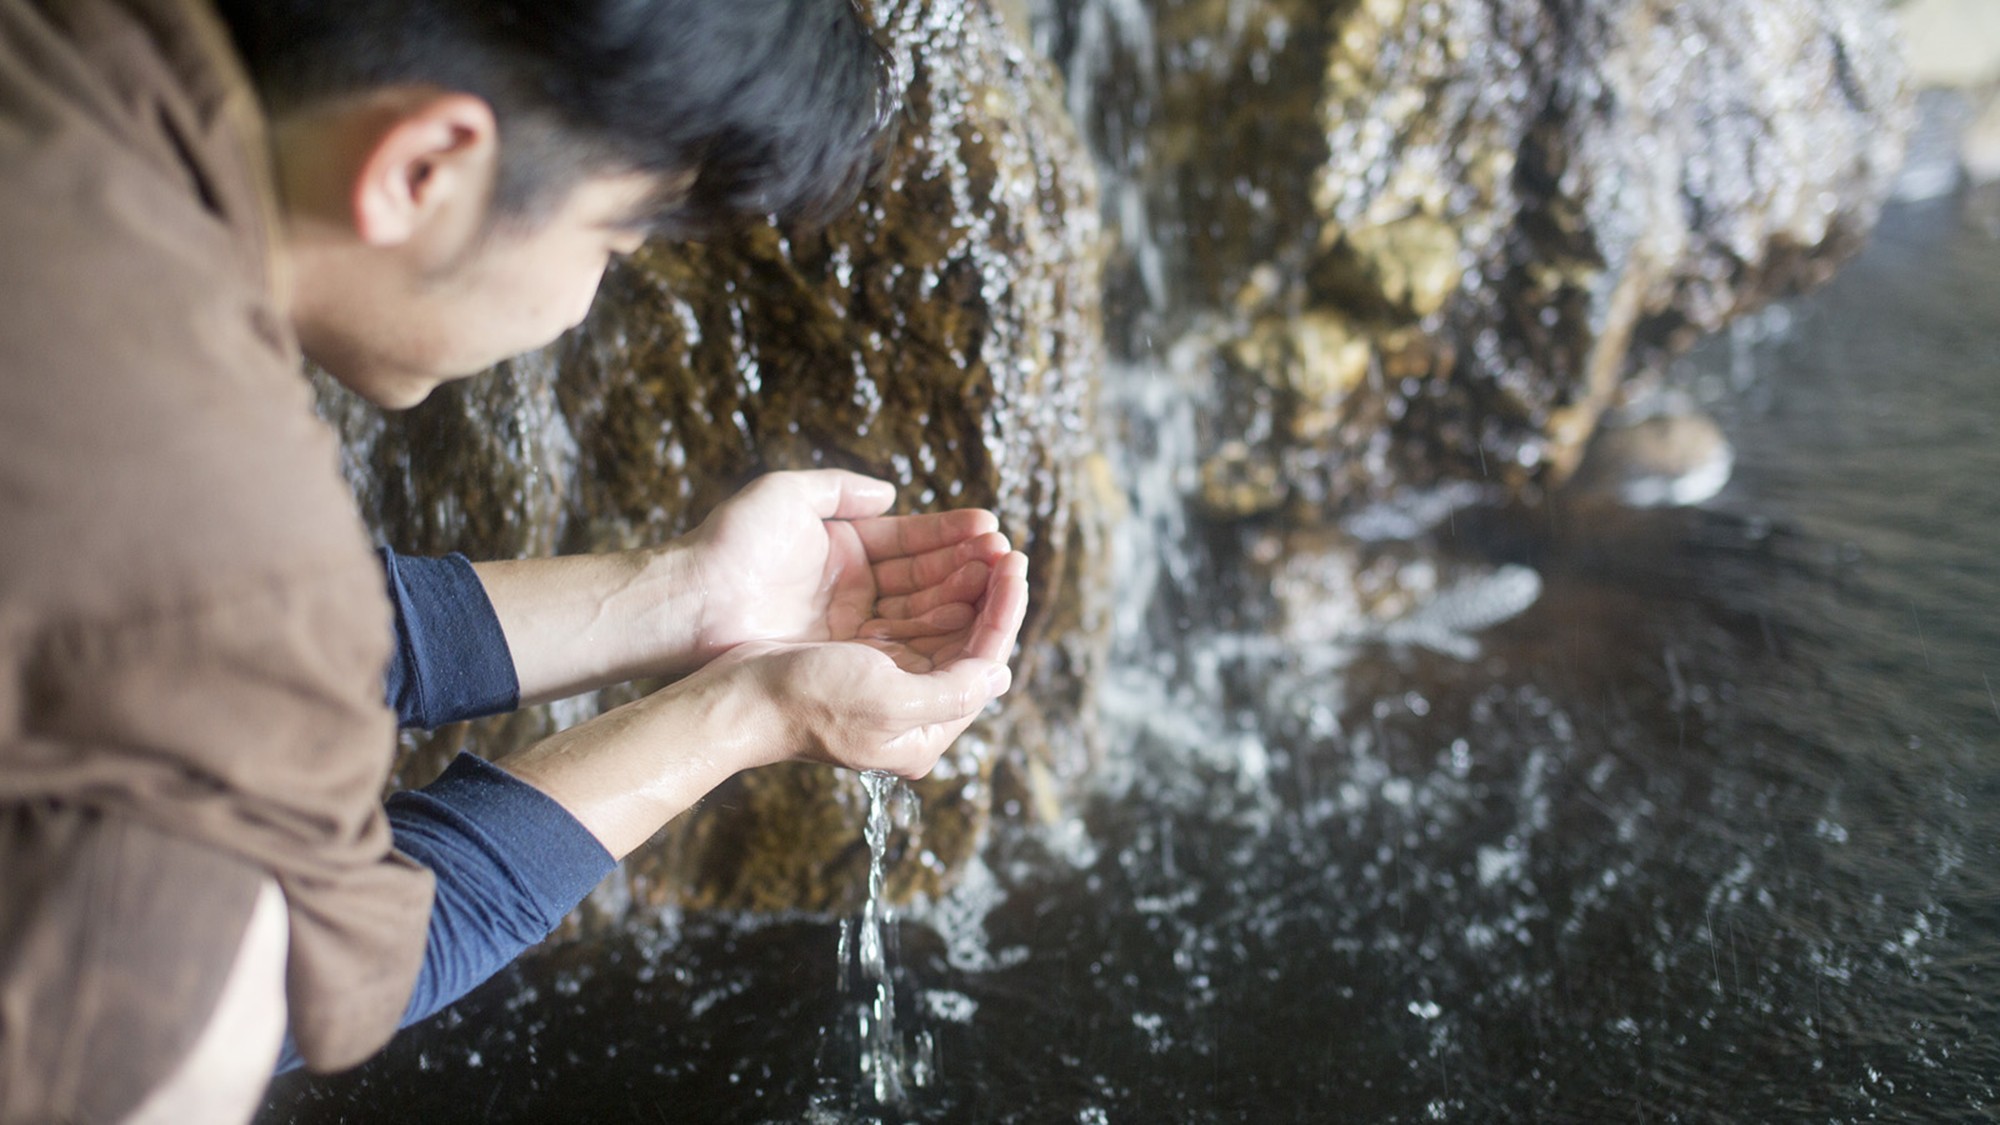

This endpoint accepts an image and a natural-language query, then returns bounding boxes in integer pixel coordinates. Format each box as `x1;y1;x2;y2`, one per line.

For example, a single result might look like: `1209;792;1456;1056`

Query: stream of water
839;771;931;1110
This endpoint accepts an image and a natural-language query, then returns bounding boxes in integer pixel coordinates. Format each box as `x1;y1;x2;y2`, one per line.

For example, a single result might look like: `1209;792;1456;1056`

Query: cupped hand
685;470;1015;660
707;546;1030;778
494;526;1029;858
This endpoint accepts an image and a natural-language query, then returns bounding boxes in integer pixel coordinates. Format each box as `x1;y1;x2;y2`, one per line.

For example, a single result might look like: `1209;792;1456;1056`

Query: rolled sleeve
275;753;614;1074
379;550;521;729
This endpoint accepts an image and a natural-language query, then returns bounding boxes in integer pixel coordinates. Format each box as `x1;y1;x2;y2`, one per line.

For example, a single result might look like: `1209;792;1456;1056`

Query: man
0;0;1030;1120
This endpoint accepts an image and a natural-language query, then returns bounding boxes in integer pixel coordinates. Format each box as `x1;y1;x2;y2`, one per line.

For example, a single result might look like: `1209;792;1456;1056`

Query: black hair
213;0;896;235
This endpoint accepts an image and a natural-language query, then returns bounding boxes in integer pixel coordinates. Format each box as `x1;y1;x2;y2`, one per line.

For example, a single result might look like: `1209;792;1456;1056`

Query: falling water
837;770;931;1108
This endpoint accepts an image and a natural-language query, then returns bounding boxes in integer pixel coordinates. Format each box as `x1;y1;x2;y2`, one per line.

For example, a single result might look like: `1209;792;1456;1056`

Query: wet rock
317;0;1107;918
1311;213;1467;322
1195;312;1375;517
1567;411;1735;508
1061;0;1910;517
1252;527;1371;644
1892;88;1984;201
1252;527;1541;659
1892;0;2000;196
1896;0;2000;186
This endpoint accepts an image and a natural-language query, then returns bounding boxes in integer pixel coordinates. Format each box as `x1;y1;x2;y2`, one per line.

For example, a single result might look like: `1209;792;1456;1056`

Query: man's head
215;0;894;407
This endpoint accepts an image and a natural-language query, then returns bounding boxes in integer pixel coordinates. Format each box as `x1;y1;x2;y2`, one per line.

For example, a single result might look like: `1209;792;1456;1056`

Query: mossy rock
318;0;1108;919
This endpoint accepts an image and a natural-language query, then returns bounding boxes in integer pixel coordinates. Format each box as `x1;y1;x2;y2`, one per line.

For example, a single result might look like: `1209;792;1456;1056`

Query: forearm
472;544;712;705
492;669;772;860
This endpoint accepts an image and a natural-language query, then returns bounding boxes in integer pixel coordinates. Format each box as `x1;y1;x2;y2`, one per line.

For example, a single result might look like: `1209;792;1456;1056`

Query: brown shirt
0;0;432;1073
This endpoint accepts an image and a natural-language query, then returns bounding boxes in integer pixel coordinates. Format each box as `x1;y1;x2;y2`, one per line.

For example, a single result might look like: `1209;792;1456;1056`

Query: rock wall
1045;0;1909;519
1032;0;1909;644
318;0;1108;918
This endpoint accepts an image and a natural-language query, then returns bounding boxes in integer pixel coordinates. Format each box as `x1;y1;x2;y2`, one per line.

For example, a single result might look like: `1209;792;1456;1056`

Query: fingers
963;551;1029;664
871;531;1010;597
771;469;899;521
864;549;1027;667
712;519;1027;782
876;655;1015;777
870;631;969;666
878;712;983;779
874;558;992;620
852;509;1001;564
857;600;977;641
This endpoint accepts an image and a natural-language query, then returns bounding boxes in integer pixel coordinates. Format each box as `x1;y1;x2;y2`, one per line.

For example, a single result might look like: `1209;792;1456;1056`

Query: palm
690;472;1014;670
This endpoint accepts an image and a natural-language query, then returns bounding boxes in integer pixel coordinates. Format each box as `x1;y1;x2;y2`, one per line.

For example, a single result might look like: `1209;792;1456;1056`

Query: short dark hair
214;0;895;235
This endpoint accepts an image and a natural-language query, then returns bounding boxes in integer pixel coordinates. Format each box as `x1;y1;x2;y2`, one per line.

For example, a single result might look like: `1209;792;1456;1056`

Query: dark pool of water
261;194;2000;1123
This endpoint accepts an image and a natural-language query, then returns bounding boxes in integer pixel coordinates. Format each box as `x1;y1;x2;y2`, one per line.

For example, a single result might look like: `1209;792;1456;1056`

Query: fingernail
985;664;1012;695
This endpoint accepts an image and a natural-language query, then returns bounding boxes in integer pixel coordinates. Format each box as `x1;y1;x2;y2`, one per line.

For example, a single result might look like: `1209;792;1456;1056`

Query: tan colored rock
1106;0;1909;519
1313;214;1466;320
1567;410;1735;508
1199;440;1287;519
1230;314;1371;404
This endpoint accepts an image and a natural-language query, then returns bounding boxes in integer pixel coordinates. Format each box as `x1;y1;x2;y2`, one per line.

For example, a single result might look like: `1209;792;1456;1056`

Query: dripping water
833;770;931;1109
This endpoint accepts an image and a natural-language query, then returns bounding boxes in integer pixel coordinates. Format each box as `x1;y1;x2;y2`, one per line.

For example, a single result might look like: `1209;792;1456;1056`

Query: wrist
474;545;709;703
620;539;711;677
494;669;768;860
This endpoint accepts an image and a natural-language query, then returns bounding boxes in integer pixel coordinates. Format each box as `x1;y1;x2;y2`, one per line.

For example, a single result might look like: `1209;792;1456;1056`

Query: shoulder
1;0;377;625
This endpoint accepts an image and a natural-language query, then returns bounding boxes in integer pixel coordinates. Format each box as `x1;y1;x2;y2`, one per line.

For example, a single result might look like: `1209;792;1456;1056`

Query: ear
350;93;498;248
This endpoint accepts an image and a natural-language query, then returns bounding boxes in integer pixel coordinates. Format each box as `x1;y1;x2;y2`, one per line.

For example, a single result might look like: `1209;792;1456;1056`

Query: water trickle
840;769;932;1109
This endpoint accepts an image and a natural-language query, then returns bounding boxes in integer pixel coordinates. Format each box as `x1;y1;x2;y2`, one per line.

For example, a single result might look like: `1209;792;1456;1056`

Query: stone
1312;214;1467;321
1231;313;1373;440
1058;0;1910;519
1566;411;1735;508
316;0;1108;919
1253;527;1541;660
1198;440;1287;519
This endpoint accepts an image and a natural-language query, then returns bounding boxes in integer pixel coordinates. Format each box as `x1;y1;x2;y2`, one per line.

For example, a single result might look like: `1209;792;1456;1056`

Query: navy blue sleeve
379;548;521;729
275;754;616;1074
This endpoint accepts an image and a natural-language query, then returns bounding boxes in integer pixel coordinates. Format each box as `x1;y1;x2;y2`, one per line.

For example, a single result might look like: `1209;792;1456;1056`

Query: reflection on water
266;187;2000;1123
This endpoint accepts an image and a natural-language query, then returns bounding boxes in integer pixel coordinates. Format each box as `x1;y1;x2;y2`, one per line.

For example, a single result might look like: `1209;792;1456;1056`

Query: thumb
790;469;898;521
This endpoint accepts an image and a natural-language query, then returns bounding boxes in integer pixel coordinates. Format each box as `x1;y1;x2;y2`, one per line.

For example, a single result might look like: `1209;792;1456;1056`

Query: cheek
439;241;615;368
511;252;610;337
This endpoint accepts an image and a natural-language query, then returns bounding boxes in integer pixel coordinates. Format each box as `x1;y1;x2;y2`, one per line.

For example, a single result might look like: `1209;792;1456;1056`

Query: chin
368;381;442;411
306;334;532;411
308;354;450;411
